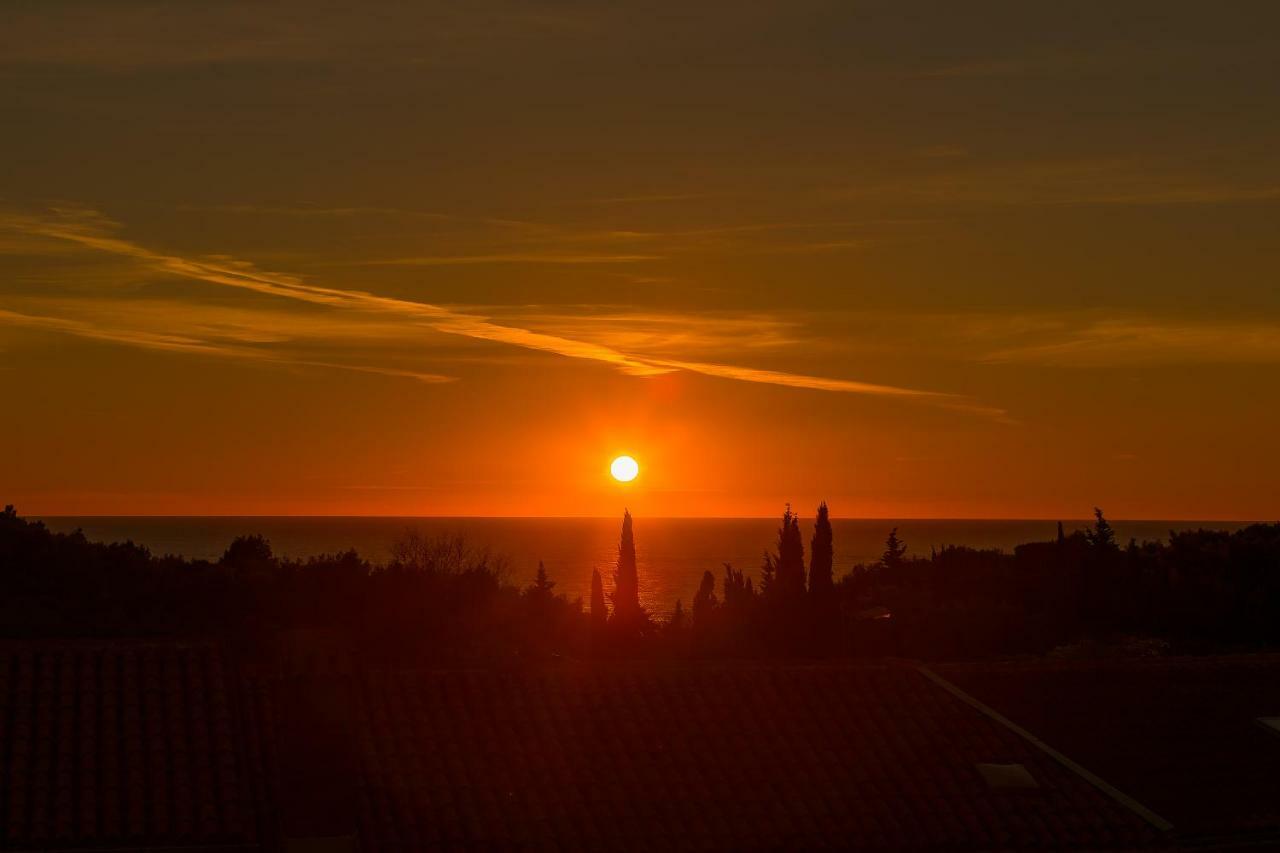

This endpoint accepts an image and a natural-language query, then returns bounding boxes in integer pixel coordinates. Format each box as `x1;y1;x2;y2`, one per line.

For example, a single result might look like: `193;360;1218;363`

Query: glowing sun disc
610;455;639;482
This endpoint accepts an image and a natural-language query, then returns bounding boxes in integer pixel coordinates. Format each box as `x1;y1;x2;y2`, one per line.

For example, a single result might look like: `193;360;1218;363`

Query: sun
610;455;639;483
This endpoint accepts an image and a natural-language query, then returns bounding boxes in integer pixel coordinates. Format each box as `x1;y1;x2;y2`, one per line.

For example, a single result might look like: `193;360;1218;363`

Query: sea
36;517;1254;617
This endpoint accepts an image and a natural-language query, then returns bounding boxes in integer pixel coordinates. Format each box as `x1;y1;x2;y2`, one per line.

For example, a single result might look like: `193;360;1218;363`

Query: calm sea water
37;517;1251;617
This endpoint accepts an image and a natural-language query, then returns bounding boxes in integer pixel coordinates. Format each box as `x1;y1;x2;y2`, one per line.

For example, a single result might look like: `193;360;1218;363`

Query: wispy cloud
178;203;544;232
0;207;998;413
0;208;674;377
365;253;662;266
181;204;458;219
980;317;1280;367
0;307;254;357
569;220;886;242
0;307;456;383
746;239;869;255
488;308;799;355
650;358;947;398
832;158;1280;209
576;193;717;206
650;358;1010;419
1083;186;1280;206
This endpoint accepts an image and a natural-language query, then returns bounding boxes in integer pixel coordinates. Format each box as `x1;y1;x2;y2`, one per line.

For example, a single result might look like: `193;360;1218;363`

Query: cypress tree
761;506;806;601
774;504;806;598
808;502;834;599
760;505;807;654
609;510;648;636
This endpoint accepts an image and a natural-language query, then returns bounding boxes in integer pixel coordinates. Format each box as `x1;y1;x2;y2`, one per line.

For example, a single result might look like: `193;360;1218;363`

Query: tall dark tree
1085;507;1118;551
808;502;834;599
609;510;649;637
763;505;806;600
1080;507;1121;631
881;528;907;571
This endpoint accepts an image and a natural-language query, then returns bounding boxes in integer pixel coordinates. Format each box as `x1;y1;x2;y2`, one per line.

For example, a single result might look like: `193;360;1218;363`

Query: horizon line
29;513;1270;524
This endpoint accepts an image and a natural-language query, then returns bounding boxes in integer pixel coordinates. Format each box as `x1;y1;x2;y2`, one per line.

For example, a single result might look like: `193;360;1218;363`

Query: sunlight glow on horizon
2;3;1278;521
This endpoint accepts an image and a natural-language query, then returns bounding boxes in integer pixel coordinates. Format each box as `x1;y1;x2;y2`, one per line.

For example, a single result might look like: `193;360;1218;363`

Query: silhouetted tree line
2;503;1279;662
0;506;580;665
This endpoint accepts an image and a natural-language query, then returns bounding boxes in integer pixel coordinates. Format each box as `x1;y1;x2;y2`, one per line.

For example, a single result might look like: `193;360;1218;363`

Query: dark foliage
607;509;652;642
0;505;582;664
2;503;1278;662
761;505;806;601
590;566;608;639
808;502;834;599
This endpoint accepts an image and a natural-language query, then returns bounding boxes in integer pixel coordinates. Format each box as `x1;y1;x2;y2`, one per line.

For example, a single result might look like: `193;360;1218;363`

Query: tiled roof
938;656;1280;847
0;640;1205;852
0;641;259;851
345;663;1166;851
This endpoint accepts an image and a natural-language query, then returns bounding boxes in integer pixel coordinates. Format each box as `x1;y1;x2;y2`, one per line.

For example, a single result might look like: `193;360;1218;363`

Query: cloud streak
832;158;1280;209
2;209;675;377
651;358;946;398
366;253;662;266
980;317;1280;367
650;358;1009;419
483;308;800;355
1;208;997;412
0;307;456;383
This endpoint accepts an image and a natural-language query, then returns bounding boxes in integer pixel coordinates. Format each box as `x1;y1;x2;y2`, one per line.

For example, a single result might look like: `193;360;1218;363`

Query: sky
2;1;1279;519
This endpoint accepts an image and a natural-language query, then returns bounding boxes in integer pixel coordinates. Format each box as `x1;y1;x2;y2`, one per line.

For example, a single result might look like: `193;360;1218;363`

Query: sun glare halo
610;455;639;483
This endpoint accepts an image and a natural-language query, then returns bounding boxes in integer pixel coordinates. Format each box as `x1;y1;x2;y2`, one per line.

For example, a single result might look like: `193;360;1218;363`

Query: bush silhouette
1;503;1277;662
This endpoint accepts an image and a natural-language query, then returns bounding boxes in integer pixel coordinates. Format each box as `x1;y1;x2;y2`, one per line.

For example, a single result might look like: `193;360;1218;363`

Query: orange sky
2;2;1279;519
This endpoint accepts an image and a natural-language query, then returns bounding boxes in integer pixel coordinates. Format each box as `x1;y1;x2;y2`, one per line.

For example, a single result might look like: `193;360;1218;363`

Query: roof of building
938;655;1280;849
335;663;1166;851
18;640;1263;852
0;640;261;851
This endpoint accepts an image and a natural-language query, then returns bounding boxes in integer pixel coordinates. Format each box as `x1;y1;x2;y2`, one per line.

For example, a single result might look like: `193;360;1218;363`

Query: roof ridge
917;664;1175;834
